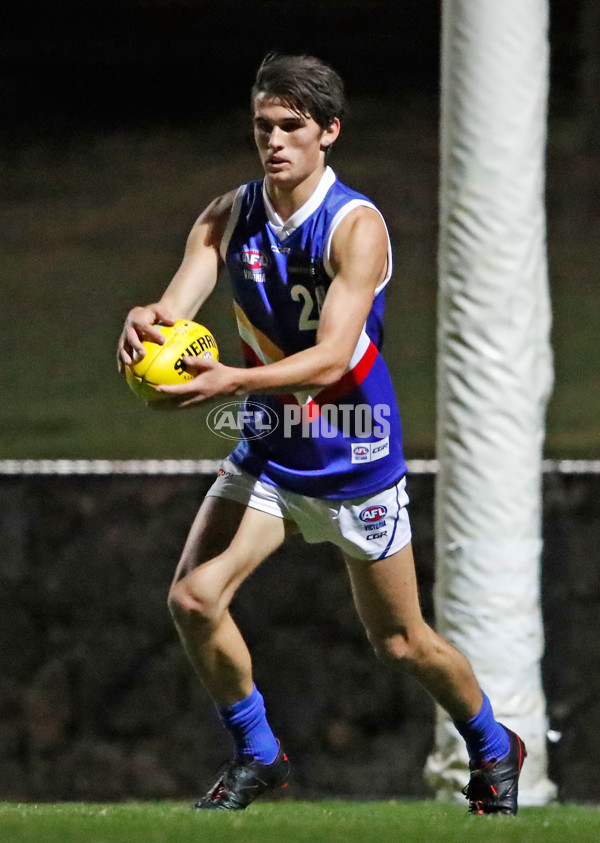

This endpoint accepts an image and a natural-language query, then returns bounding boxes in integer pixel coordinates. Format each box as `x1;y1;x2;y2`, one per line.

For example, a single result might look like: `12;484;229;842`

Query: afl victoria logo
241;249;271;270
353;445;369;457
359;505;388;523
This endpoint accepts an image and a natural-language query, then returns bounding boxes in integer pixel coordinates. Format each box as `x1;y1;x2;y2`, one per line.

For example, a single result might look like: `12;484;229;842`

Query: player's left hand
153;356;241;408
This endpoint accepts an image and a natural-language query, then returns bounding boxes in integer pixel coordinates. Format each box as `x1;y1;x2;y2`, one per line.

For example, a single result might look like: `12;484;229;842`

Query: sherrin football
125;319;219;402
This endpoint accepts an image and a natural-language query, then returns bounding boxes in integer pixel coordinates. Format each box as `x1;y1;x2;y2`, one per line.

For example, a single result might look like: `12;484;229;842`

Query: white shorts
206;457;412;562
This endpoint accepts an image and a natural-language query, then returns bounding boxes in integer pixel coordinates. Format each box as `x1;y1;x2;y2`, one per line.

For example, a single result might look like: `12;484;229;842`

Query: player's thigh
343;541;425;637
173;495;246;584
172;495;289;597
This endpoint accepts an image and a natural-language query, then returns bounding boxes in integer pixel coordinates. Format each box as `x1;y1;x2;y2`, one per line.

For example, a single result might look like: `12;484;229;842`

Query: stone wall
0;472;598;802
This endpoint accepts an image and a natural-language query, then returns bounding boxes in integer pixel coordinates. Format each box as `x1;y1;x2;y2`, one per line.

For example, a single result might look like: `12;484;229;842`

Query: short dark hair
251;53;345;129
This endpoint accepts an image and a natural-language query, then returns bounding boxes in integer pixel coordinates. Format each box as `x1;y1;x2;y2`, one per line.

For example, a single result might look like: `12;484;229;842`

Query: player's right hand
117;304;176;371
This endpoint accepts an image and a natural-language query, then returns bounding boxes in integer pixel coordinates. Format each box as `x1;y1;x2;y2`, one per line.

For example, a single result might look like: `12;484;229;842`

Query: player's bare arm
156;205;389;406
117;191;236;369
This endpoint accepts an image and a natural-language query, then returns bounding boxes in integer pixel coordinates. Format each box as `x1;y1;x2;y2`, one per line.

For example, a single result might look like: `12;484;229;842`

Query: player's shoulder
332;202;387;241
187;188;241;250
328;200;388;271
198;188;240;225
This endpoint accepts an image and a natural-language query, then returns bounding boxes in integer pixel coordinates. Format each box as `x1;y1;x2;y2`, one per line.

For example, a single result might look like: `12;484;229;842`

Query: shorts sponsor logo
359;505;388;523
207;401;279;440
366;530;388;541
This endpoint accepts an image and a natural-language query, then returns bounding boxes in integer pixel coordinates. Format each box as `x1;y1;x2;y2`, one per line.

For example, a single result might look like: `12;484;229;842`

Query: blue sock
218;685;279;765
453;691;510;765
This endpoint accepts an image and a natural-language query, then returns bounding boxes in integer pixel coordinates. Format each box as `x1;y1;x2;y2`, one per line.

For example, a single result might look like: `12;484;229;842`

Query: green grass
1;800;599;843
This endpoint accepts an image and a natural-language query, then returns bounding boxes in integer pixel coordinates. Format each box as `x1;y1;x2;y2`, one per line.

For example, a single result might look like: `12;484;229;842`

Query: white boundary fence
1;459;599;476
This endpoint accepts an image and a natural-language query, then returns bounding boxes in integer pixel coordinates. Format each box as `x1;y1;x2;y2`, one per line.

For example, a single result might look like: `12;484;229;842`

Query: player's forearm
158;272;217;321
232;344;348;396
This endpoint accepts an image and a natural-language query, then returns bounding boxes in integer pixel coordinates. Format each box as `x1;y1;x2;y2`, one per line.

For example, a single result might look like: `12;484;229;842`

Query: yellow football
124;320;219;402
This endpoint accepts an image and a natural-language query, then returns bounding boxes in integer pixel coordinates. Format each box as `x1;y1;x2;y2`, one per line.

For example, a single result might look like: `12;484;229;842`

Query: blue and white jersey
219;166;407;499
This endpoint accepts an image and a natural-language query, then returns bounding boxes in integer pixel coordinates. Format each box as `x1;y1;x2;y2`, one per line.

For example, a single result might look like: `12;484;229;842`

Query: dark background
7;0;443;132
2;0;588;134
1;471;598;802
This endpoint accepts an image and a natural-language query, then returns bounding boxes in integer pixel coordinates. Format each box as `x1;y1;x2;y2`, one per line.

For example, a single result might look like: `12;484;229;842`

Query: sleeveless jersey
219;166;407;499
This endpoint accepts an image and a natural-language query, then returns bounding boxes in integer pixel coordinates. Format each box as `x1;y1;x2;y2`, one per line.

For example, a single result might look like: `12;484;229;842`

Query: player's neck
265;164;327;222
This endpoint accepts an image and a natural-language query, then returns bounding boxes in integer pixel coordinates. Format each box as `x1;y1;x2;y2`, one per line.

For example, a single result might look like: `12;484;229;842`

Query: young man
118;53;526;814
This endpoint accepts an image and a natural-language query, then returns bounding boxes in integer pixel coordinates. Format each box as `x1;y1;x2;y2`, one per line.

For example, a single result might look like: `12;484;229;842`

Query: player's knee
168;577;220;629
369;630;426;672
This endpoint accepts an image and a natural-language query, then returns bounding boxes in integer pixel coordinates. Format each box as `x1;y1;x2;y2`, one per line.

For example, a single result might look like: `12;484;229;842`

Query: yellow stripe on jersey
234;302;285;365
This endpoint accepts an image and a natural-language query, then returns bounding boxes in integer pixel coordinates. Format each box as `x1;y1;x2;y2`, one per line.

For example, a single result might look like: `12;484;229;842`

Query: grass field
3;101;599;459
1;800;599;843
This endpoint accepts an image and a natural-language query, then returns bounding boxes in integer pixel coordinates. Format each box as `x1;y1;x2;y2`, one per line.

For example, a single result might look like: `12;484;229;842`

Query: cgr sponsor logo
366;530;388;541
359;505;388;523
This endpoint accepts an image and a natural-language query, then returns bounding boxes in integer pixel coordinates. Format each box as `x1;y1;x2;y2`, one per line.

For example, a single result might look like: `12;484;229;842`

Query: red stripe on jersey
306;340;379;418
243;337;379;422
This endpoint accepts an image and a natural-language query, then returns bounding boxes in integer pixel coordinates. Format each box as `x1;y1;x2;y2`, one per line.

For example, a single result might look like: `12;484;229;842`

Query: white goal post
427;0;556;804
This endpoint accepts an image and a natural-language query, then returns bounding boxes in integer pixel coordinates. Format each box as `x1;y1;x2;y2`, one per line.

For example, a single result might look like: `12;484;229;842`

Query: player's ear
320;118;341;151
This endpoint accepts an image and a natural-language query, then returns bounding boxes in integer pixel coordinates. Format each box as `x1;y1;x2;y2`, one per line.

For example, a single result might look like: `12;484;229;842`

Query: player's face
253;95;340;188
